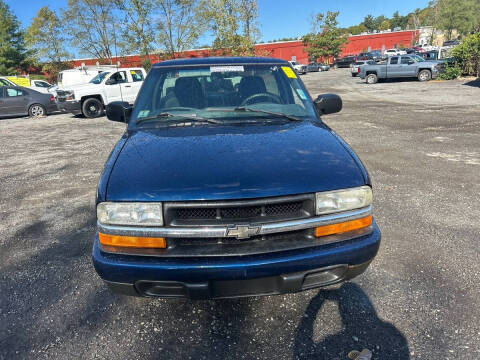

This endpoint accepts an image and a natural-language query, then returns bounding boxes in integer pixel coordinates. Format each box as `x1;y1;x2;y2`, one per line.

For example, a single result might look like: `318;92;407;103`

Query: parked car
306;62;330;72
28;79;54;94
356;53;374;61
93;56;381;299
1;76;54;94
289;61;307;75
306;62;321;72
351;60;376;77
56;67;147;118
442;39;460;47
319;63;330;71
333;56;356;68
359;55;441;84
0;86;57;118
367;50;383;62
384;49;407;56
0;77;16;87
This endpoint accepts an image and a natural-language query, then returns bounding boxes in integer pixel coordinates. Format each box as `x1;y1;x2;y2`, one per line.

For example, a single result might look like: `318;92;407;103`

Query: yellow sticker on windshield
281;66;297;79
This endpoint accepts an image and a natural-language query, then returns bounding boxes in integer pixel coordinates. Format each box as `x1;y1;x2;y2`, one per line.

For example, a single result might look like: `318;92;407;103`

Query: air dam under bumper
56;100;82;115
92;223;380;299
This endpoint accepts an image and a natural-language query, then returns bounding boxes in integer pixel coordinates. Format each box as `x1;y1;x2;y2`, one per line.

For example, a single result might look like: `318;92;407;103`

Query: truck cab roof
153;57;288;68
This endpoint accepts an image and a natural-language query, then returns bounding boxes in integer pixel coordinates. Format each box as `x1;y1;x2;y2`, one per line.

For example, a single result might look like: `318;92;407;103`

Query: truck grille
165;194;314;226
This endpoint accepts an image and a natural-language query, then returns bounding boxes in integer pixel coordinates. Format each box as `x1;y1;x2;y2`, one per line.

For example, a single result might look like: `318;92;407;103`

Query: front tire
82;98;103;118
418;70;431;82
29;104;46;117
366;73;378;84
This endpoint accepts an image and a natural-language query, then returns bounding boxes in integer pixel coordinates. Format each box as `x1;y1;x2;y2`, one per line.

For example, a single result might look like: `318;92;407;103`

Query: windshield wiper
135;112;222;125
207;107;302;122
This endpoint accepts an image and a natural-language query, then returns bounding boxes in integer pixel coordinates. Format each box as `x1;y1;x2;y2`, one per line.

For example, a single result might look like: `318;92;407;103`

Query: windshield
90;72;110;84
411;55;425;62
130;64;317;126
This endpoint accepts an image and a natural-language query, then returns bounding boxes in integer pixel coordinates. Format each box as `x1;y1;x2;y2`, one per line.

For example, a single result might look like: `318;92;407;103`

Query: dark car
333;56;356;68
306;62;321;72
0;86;57;118
93;57;381;299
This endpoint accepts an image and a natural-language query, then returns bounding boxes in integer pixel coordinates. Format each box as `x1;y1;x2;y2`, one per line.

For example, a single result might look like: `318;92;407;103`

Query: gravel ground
1;69;479;360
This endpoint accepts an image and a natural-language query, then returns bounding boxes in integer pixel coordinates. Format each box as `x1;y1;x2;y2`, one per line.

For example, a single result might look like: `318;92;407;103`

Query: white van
57;65;119;88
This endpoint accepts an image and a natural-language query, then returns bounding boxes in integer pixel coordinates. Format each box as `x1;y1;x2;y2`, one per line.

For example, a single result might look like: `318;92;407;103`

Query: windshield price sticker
281;66;297;79
296;89;307;100
210;66;245;73
138;110;150;118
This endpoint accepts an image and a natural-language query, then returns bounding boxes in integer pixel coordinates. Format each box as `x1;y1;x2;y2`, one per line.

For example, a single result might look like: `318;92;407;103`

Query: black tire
28;104;46;117
82;98;103;118
366;73;378;84
418;69;431;82
351;73;357;77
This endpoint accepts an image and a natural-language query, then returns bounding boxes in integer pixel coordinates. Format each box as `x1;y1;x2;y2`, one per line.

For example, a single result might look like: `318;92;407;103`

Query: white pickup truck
288;61;307;75
56;67;146;118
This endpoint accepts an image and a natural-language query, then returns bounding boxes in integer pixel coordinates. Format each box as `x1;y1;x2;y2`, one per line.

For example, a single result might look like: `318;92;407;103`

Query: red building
72;30;418;68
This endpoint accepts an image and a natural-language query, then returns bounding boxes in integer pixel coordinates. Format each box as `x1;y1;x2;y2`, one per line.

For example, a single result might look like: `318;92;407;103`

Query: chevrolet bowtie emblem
226;225;261;239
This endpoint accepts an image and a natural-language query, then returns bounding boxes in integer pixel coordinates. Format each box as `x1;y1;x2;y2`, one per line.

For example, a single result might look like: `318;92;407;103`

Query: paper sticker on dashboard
210;66;244;72
281;66;297;78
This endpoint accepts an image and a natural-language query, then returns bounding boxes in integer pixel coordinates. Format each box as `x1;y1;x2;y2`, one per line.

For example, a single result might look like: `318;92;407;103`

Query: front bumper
92;221;381;299
56;100;82;115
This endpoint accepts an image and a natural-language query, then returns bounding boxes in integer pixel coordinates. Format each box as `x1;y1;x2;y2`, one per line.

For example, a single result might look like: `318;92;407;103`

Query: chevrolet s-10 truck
93;57;381;299
359;54;442;84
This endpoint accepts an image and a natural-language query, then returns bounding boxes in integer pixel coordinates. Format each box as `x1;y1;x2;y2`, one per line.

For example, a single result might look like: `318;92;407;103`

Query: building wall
72;30;418;68
341;30;418;55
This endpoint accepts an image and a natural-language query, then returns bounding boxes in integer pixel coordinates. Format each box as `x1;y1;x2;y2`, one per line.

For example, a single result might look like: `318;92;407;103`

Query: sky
5;0;430;46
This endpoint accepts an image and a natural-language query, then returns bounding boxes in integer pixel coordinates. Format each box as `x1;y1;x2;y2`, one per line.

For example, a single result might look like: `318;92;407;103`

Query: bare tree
156;0;205;58
62;0;117;63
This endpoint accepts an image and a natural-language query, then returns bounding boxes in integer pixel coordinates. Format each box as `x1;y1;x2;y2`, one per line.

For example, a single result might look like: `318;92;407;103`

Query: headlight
64;90;75;101
315;186;372;215
97;202;163;226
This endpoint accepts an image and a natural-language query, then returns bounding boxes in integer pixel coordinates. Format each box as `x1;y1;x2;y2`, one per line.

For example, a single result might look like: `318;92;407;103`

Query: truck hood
106;121;366;201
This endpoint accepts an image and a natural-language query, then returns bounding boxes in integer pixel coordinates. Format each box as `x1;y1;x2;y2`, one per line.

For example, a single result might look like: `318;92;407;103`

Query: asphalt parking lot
1;69;479;360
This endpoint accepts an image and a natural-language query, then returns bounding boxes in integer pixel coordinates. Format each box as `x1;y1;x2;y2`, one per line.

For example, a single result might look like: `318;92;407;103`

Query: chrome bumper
97;206;372;238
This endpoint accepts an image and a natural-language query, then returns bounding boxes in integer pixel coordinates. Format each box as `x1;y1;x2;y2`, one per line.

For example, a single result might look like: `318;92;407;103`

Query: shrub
438;64;462;80
451;33;480;77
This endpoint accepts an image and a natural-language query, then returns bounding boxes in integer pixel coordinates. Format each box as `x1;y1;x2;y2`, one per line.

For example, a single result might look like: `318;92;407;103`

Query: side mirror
105;78;116;85
314;94;342;115
106;101;132;123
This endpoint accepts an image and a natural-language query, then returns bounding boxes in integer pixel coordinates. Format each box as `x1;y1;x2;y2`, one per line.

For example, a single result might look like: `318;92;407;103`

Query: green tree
156;0;206;58
302;11;349;62
114;0;157;64
199;0;259;56
26;6;72;82
362;15;375;31
379;20;391;31
451;32;480;76
390;11;409;29
62;0;118;63
0;0;30;75
346;24;368;35
373;15;387;30
435;0;477;39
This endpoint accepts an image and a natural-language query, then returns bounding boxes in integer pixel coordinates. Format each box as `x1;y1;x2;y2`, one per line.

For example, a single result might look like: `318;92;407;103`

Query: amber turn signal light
315;216;372;237
99;233;166;248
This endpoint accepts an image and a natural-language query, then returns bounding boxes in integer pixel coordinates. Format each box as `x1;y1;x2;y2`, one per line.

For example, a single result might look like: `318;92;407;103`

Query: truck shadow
293;282;409;360
463;78;480;88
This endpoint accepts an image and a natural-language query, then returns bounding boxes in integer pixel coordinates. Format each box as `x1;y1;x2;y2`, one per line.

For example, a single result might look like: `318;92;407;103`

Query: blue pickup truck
359;54;442;84
93;57;381;299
